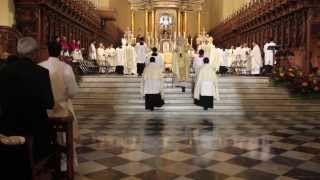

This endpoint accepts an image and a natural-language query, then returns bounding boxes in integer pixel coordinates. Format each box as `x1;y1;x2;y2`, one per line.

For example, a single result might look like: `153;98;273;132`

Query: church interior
1;0;320;180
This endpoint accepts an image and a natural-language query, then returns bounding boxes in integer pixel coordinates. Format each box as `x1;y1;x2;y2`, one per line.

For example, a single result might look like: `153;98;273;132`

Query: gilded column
197;11;201;35
184;11;187;38
177;10;181;36
131;10;135;34
151;9;155;39
145;10;149;36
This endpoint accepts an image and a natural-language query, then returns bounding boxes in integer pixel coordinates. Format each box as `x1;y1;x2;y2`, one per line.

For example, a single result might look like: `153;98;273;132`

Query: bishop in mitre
194;57;220;110
172;37;190;84
207;37;220;72
141;57;165;111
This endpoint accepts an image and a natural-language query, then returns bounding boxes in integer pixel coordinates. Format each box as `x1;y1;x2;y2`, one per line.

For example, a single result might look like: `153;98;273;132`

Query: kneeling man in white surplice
39;42;79;171
194;57;220;111
141;57;165;111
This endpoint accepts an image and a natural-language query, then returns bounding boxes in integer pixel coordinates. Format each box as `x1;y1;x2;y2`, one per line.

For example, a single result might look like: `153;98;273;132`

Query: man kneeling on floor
194;57;220;110
141;57;165;111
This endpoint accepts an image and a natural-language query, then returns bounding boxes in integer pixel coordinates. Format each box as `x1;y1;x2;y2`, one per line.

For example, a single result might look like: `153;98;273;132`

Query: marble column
197;11;201;35
131;10;135;35
184;11;188;38
145;10;149;37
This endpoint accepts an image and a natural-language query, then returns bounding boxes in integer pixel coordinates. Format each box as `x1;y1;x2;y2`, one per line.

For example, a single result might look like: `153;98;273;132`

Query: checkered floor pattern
74;113;320;180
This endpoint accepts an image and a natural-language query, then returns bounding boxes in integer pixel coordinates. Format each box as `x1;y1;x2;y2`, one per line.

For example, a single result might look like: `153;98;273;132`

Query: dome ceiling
128;0;205;11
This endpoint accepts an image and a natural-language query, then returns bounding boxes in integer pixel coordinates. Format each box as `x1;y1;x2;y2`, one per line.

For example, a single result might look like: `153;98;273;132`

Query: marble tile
112;162;154;176
79;151;114;161
241;151;275;161
281;151;315;161
252;161;292;175
118;151;155;162
160;151;195;162
160;163;201;176
206;162;248;176
77;161;108;175
298;162;320;173
202;151;236;162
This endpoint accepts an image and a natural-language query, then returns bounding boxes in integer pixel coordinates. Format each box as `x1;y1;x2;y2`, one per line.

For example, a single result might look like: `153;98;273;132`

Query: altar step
73;75;320;115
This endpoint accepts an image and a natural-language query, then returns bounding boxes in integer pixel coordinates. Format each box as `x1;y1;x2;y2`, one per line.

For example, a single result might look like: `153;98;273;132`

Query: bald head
17;37;38;57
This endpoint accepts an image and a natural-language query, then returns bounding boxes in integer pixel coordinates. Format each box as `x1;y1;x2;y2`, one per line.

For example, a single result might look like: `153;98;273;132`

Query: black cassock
145;93;165;111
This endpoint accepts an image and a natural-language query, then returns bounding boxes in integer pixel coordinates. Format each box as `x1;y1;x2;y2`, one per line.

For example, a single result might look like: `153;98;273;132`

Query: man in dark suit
0;37;54;180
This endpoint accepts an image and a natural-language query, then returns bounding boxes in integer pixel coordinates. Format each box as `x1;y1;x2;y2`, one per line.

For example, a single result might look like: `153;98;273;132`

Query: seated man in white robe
194;57;220;110
141;57;165;111
250;42;263;75
193;49;205;76
39;42;79;171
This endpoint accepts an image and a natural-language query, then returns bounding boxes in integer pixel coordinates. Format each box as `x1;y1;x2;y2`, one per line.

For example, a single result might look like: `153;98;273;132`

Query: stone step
72;99;320;106
75;93;292;99
80;76;270;83
74;104;320;111
79;82;276;88
78;88;289;94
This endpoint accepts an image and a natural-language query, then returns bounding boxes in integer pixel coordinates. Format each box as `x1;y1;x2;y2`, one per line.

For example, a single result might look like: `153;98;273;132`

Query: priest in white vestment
194;57;220;110
227;46;236;67
264;39;277;66
115;39;127;74
105;44;116;73
125;43;136;75
172;47;190;83
146;47;165;71
88;41;97;61
141;57;165;111
135;39;148;76
193;49;205;76
97;43;106;73
250;42;263;75
38;42;79;171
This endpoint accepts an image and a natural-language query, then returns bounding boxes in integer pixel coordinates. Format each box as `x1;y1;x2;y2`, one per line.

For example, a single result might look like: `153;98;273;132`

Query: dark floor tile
86;169;127;180
183;157;218;168
271;156;304;167
141;157;176;168
95;156;130;167
294;146;320;155
226;156;262;167
285;168;320;180
236;169;277;180
180;147;213;156
279;138;305;145
311;156;320;164
186;169;228;180
257;147;287;155
270;132;292;138
137;170;178;180
217;147;248;155
77;146;96;154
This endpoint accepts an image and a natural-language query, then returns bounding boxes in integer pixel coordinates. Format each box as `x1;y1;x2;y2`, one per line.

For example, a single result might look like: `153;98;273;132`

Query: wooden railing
209;0;320;72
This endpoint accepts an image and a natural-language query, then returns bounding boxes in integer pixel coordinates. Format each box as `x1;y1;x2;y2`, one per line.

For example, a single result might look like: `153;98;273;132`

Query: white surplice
250;45;263;75
194;64;220;100
264;41;277;66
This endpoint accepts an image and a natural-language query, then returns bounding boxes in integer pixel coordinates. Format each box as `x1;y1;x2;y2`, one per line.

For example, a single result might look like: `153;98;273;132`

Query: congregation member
193;49;205;76
39;42;79;171
141;57;165;111
89;40;97;61
0;37;54;180
105;44;117;73
135;38;148;76
194;57;220;110
250;42;263;75
263;38;277;73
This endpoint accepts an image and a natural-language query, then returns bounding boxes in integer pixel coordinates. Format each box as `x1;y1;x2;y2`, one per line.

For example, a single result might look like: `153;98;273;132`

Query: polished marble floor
74;113;320;180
